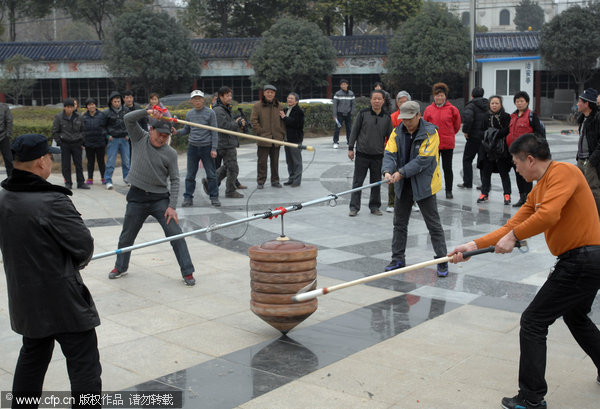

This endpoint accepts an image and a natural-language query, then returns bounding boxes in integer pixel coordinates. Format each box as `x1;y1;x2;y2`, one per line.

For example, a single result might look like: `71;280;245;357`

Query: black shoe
77;184;90;190
257;183;264;189
202;178;209;194
210;198;221;207
283;180;293;186
501;394;546;409
108;268;127;279
348;209;358;217
446;191;453;199
182;198;193;207
476;185;482;190
225;191;244;198
272;182;283;188
457;183;472;189
512;198;526;207
183;274;196;286
65;183;73;189
385;260;405;271
437;262;449;277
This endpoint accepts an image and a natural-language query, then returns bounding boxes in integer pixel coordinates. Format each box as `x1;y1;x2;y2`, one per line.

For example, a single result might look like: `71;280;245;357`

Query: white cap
190;90;204;98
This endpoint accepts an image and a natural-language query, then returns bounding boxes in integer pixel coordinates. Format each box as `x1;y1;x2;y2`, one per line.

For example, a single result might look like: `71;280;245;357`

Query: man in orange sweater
449;133;600;409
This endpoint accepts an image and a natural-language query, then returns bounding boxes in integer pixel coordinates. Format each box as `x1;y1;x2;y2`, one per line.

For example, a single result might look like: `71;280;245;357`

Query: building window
462;12;470;26
500;9;510;26
496;69;521;96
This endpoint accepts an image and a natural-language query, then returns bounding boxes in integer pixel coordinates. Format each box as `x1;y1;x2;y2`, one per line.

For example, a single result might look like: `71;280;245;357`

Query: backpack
482;127;504;159
529;111;546;138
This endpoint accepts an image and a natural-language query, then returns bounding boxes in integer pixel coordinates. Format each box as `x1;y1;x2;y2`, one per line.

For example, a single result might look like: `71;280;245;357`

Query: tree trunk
9;7;16;42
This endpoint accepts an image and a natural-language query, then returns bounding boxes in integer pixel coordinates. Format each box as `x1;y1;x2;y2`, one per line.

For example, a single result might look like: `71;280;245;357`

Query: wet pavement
1;121;599;408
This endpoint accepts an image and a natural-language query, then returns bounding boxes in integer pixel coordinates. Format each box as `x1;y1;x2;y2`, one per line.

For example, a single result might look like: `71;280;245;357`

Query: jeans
105;137;130;184
12;329;102;409
0;136;13;176
517;246;600;402
115;187;194;276
60;141;85;185
85;146;106;180
461;138;481;187
185;144;218;199
391;181;447;263
439;149;453;192
333;113;352;144
349;153;382;212
284;145;302;185
216;147;239;194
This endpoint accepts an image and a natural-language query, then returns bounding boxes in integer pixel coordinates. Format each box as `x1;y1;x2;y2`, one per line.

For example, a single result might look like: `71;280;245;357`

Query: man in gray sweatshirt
174;90;220;207
108;108;196;286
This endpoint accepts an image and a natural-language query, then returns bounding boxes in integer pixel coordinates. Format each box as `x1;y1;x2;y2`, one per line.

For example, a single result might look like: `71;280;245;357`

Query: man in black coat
458;87;489;189
0;134;101;407
576;87;600;216
281;92;305;187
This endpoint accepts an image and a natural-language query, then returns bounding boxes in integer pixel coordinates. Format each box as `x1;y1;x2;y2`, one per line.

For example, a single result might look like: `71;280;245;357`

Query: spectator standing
146;92;171;118
82;98;107;185
124;89;148;131
387;90;411;212
250;84;285;189
174;90;220;207
109;109;196;286
52;97;89;190
348;90;393;217
0;101;13;176
423;82;461;199
374;82;392;114
576;88;600;216
459;87;489;190
0;134;101;407
214;86;245;198
449;133;600;409
104;91;131;190
332;79;355;149
382;101;448;277
281;92;305;187
478;95;512;204
507;91;544;207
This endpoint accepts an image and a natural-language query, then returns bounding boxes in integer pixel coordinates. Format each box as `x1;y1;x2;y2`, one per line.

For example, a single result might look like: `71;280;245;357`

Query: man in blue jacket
382;101;449;277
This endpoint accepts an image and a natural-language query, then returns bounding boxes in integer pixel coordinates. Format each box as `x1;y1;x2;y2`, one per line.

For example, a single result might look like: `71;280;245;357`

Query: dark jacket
213;98;240;150
105;91;129;138
332;89;355;117
83;109;107;148
348;108;393;156
283;104;304;144
0;169;99;338
0;103;12;141
462;97;489;141
578;109;600;175
478;109;512;173
52;110;85;145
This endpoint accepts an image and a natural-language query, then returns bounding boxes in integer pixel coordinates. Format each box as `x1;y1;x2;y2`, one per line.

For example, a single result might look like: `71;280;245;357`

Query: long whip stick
91;180;386;261
292;242;528;302
152;106;314;152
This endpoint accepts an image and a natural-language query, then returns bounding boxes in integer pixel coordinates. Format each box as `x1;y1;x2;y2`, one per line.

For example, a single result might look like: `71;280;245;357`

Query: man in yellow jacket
382;101;448;277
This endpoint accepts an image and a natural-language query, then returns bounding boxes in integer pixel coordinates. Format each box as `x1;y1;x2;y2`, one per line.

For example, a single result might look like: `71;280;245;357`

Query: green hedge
10;101;372;151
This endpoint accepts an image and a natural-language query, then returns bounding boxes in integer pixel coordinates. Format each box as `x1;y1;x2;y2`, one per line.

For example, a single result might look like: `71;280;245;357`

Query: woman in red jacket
507;91;544;207
423;82;461;199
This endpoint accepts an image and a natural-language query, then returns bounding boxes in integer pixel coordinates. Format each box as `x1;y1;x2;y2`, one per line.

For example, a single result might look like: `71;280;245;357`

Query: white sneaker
106;183;114;190
386;206;394;213
333;143;339;149
412;203;419;212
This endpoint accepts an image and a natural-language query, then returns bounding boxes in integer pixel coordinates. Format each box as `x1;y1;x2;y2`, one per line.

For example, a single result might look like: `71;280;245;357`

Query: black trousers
60;141;85;186
85;146;106;180
349;153;382;212
284;145;302;185
0;136;13;176
12;329;102;408
461;138;481;187
513;164;533;198
518;246;600;402
439;149;453;192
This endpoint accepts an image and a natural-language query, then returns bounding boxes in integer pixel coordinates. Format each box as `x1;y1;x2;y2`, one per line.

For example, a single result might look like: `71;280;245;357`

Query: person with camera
214;86;246;198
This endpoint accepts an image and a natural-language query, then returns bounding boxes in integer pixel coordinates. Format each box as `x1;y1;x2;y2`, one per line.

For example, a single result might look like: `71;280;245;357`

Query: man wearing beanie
576;87;600;215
